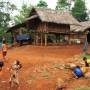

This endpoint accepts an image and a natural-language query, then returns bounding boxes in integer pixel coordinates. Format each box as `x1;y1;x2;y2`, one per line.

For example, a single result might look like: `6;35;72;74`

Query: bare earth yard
0;45;90;90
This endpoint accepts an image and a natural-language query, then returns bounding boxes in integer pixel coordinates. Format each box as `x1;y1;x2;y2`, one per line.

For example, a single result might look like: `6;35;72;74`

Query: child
2;39;8;60
9;60;22;87
83;57;89;67
72;66;84;78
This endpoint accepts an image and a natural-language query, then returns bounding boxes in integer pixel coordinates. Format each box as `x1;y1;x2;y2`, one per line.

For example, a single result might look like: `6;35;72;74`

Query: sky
6;0;90;10
8;0;57;9
6;0;90;26
3;0;90;17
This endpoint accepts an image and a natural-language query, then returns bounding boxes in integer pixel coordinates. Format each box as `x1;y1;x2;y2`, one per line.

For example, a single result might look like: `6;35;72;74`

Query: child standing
9;60;22;87
2;39;8;60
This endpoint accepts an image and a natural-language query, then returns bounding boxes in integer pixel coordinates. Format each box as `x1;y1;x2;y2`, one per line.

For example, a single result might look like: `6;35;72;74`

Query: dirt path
0;45;90;90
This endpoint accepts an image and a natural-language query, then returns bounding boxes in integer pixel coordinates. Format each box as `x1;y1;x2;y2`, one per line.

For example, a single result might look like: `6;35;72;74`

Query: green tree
56;0;70;11
0;1;17;35
36;0;48;8
14;4;32;24
72;0;88;21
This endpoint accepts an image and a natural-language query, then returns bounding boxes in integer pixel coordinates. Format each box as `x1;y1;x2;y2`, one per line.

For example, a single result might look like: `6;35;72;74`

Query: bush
75;87;90;90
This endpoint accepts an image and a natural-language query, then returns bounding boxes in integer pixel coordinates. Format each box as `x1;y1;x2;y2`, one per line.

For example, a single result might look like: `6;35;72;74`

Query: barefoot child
2;39;8;60
9;60;22;87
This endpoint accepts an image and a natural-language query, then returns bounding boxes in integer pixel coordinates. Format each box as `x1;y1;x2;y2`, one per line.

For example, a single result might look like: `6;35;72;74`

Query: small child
83;57;89;67
72;66;84;78
9;60;22;87
2;39;8;60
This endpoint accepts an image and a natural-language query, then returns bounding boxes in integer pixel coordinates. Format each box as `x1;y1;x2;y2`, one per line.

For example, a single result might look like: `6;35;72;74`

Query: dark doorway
87;30;90;43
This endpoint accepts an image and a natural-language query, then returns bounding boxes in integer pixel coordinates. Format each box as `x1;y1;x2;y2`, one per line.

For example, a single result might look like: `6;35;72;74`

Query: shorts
0;61;4;67
2;51;7;57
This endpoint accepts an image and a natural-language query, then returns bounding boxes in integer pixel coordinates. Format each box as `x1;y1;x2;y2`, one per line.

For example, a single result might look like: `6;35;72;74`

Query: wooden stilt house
7;8;80;46
71;21;90;44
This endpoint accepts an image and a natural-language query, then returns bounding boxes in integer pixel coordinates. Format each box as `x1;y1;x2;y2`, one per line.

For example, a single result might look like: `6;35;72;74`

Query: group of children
1;39;90;89
0;39;22;87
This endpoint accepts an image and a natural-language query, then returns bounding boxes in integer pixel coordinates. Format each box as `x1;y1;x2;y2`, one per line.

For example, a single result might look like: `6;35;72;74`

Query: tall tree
14;4;32;24
56;0;70;11
36;0;48;8
0;1;17;35
72;0;88;21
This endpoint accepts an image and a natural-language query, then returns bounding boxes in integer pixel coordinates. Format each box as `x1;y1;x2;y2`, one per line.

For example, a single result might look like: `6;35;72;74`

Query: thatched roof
81;21;90;30
7;8;80;32
28;8;80;25
70;21;90;32
7;22;26;32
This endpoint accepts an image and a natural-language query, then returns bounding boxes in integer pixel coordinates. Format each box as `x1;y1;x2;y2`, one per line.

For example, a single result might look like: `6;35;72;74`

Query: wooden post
34;31;36;45
41;32;43;46
12;32;17;47
45;33;47;46
68;34;71;44
44;23;47;46
59;34;60;43
36;32;39;45
56;34;57;44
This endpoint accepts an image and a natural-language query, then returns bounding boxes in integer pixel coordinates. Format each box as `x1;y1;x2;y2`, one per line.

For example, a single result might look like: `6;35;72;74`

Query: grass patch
54;63;64;70
82;54;90;59
75;87;90;90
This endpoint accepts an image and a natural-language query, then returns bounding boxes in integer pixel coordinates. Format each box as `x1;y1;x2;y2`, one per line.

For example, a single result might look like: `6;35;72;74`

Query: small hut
8;8;80;46
71;21;90;44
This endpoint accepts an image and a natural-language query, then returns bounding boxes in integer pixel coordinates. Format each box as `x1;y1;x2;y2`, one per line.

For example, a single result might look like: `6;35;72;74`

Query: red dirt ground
0;45;90;90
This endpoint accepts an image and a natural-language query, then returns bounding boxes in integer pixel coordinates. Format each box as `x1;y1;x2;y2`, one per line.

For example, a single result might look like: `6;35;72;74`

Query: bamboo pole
41;32;43;46
34;32;36;45
44;23;47;46
36;32;39;45
40;23;43;46
45;33;47;46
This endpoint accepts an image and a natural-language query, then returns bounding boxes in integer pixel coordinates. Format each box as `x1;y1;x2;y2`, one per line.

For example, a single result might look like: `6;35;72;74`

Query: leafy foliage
14;4;32;24
75;87;90;90
72;0;88;21
0;1;17;35
36;0;48;8
56;0;70;11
